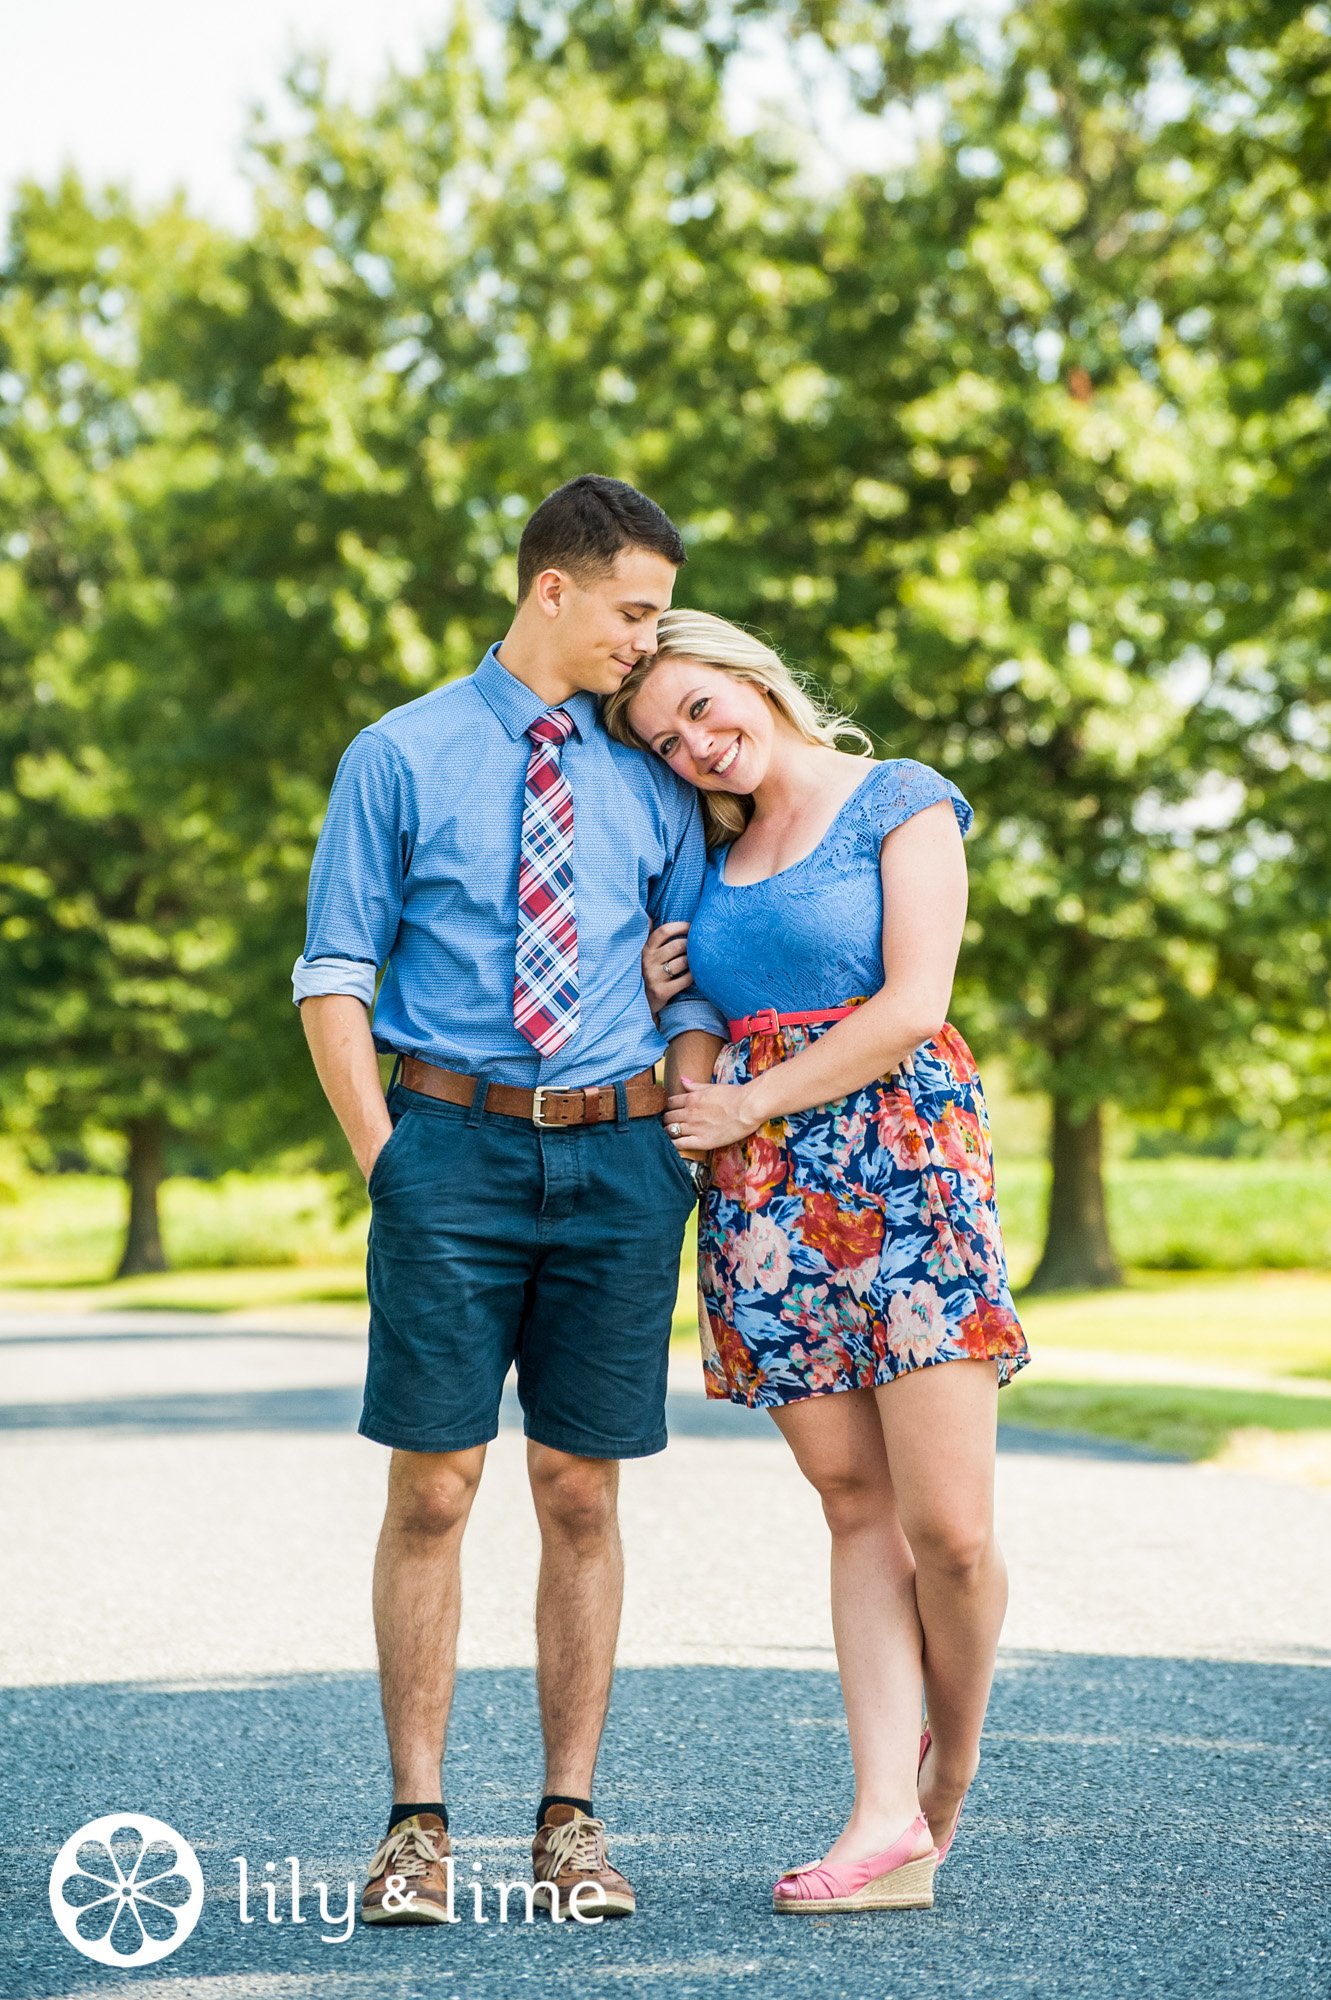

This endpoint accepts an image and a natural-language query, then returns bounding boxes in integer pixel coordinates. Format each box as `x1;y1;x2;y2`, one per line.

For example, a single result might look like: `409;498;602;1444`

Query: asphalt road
1;1313;1328;2000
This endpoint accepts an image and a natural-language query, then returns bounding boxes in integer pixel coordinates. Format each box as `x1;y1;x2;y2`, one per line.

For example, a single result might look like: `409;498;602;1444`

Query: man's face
541;548;679;697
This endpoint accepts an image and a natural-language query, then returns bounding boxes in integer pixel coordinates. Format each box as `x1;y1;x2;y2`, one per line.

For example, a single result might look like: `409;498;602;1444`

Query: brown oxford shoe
361;1812;454;1926
532;1804;635;1920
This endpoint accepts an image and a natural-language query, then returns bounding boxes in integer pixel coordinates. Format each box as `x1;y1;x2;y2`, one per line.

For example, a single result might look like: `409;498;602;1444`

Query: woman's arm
642;920;693;1017
664;800;967;1151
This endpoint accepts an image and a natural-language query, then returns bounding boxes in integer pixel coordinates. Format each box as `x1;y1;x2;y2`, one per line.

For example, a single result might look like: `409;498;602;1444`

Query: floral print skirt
698;1016;1029;1407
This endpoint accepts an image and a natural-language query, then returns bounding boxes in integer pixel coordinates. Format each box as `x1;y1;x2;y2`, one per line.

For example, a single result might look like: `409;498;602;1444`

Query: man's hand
300;995;393;1182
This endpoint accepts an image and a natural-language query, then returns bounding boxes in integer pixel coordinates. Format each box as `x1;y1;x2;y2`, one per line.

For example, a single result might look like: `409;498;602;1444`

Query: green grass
999;1378;1331;1461
1013;1271;1331;1380
0;1170;366;1284
0;1265;371;1314
997;1158;1331;1284
672;1270;1331;1382
5;1156;1327;1292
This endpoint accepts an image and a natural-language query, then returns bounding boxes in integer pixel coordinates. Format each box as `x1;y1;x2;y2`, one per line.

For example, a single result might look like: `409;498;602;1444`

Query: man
294;475;725;1924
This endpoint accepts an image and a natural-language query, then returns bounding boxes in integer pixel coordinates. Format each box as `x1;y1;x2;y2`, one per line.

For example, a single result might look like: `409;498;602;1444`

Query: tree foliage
789;0;1331;1281
0;182;261;1268
0;0;1326;1281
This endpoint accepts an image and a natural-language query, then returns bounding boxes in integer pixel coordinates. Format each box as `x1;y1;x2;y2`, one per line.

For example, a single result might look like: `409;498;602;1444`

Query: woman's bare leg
876;1358;1006;1851
772;1389;932;1866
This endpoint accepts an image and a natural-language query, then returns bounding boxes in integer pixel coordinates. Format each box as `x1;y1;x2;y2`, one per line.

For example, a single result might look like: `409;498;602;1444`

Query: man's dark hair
516;475;686;600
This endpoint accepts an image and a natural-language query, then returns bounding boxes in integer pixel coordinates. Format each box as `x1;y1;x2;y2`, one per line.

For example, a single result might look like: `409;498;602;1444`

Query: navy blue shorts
361;1078;699;1459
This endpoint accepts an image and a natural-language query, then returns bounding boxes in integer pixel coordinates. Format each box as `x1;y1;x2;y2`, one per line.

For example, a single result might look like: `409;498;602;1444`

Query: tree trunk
1027;1096;1122;1292
117;1115;168;1276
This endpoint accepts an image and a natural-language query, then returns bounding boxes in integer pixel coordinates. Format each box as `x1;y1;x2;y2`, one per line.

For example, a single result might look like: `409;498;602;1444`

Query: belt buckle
752;1007;781;1035
531;1085;553;1128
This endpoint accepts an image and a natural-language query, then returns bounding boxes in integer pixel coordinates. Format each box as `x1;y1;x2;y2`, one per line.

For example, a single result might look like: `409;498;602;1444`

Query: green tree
1;5;823;1268
767;0;1331;1285
149;2;822;1140
0;180;257;1271
4;0;1326;1293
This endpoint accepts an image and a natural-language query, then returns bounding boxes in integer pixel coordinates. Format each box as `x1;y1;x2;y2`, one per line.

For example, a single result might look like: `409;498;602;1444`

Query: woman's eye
689;697;708;720
658;736;678;758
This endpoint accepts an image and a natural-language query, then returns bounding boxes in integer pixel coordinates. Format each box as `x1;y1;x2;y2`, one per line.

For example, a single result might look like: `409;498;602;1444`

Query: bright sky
0;1;951;229
0;0;452;226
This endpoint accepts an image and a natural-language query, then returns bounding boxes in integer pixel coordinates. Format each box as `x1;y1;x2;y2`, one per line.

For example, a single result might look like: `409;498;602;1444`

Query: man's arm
647;788;727;1151
649;787;729;1048
664;1029;725;1100
663;1027;725;1164
294;728;413;1180
301;996;392;1183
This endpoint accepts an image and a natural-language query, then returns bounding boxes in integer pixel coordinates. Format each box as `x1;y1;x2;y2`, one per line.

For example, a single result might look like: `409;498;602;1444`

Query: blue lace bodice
686;759;973;1027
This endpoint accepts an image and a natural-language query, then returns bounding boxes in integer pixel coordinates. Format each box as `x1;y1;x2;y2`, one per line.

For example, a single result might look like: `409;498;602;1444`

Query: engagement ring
669;1123;681;1137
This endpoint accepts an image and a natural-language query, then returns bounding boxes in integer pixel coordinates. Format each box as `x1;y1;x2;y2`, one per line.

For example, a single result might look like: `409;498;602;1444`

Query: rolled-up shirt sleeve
291;953;378;1007
659;990;729;1041
291;728;414;1008
650;788;729;1043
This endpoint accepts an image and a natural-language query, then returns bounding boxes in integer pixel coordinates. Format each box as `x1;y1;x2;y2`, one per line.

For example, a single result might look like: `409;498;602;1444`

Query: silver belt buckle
531;1085;552;1127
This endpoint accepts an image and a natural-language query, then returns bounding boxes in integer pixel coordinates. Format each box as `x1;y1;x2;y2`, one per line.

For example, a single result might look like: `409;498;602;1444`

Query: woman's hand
642;920;693;1016
665;1075;763;1153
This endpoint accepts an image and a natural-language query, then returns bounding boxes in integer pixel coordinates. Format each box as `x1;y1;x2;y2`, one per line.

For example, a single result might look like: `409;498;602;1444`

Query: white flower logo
49;1813;204;1966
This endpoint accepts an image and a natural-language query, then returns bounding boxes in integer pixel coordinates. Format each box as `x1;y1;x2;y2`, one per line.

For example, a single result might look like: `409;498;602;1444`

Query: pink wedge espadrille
772;1814;937;1913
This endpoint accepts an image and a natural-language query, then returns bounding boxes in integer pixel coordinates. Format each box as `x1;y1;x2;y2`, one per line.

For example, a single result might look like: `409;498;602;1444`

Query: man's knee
386;1447;485;1540
529;1449;619;1546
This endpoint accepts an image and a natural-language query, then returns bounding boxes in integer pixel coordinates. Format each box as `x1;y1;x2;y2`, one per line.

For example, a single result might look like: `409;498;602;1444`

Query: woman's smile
710;737;741;778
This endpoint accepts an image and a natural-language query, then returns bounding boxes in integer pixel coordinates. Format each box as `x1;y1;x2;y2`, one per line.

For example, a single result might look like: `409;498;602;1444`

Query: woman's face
627;656;774;793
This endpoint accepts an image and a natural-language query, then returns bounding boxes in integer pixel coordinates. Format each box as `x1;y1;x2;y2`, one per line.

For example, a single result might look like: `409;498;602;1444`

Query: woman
604;610;1029;1914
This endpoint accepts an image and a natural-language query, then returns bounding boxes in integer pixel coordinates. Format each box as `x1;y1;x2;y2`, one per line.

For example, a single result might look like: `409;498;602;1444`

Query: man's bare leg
527;1443;623;1795
372;1444;487;1800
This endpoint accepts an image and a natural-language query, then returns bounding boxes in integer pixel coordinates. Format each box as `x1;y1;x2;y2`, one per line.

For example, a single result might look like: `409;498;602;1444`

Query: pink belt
727;1005;859;1040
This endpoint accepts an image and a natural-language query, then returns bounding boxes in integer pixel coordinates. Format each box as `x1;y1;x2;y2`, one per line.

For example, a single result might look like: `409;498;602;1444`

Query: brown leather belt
399;1056;666;1128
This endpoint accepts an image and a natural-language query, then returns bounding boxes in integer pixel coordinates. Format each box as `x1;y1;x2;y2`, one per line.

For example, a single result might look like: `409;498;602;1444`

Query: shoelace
368;1824;444;1880
540;1815;608;1877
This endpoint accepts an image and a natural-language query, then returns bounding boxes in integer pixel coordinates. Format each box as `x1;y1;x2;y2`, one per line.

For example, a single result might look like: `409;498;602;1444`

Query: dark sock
537;1793;593;1831
388;1801;448;1836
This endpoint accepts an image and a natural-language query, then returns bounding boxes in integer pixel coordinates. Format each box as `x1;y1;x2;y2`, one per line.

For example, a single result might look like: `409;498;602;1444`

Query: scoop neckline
718;762;885;890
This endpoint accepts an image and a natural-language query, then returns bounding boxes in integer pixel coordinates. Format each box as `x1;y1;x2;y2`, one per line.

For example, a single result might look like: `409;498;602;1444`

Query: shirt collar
474;643;597;743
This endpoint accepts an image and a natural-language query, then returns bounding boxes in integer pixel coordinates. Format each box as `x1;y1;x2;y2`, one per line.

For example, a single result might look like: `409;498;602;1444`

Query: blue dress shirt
293;644;727;1085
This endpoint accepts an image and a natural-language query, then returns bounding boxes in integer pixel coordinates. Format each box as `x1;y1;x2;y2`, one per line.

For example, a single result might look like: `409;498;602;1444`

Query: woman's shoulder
848;757;974;842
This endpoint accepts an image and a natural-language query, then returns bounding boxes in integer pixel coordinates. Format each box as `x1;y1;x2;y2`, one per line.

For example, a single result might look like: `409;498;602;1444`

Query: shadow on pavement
0;1327;361;1347
0;1383;1179;1460
5;1652;1327;2000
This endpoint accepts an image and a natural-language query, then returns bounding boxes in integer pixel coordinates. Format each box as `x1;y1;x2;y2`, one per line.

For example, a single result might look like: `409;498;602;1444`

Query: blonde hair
603;609;873;845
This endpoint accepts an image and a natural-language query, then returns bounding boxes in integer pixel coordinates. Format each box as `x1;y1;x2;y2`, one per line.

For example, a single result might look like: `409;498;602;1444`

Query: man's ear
533;568;566;620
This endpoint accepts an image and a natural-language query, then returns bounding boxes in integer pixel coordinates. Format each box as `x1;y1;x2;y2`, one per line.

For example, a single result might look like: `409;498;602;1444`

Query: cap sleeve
856;759;973;842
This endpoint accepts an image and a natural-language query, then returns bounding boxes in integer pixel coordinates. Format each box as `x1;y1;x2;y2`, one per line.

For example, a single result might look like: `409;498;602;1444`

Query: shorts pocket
367;1104;416;1199
651;1118;702;1202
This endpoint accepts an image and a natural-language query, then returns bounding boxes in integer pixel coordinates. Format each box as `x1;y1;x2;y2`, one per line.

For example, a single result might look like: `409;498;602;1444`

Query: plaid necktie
513;708;579;1057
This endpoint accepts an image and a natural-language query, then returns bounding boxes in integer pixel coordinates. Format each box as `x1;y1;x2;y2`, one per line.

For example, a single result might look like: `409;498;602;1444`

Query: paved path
1;1314;1328;1999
